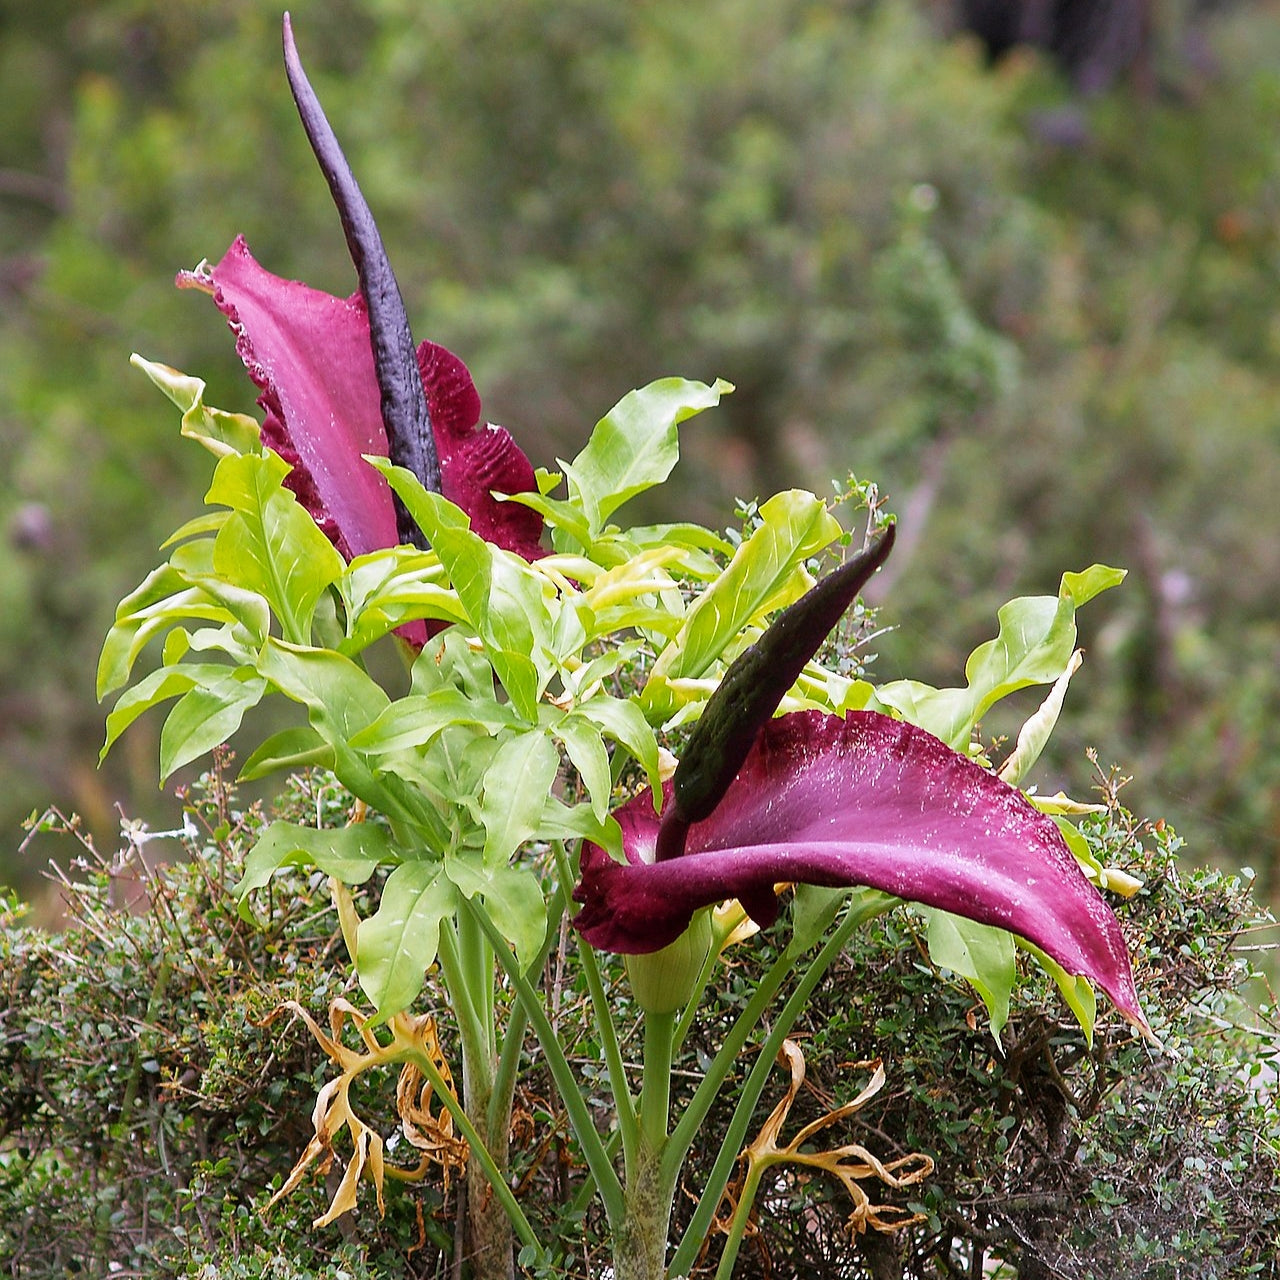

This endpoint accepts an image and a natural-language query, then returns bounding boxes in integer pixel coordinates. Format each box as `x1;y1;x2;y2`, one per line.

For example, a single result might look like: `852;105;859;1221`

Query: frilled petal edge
178;238;544;562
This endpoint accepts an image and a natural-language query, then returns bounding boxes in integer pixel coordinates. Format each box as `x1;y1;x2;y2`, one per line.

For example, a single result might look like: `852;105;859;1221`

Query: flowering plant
100;16;1149;1279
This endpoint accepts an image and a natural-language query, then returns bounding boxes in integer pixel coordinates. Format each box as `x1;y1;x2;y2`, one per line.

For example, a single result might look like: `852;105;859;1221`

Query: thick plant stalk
614;1141;676;1280
461;1079;515;1280
439;918;516;1280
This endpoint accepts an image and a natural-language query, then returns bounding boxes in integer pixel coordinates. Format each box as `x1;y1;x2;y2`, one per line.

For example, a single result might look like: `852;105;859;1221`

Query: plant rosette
99;16;1151;1280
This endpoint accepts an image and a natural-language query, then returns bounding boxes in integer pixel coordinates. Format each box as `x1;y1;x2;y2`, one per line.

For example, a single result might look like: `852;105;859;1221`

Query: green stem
438;913;511;1278
567;1127;624;1220
638;1009;675;1158
614;1138;675;1280
671;938;719;1055
436;917;492;1095
401;1040;543;1259
711;1158;767;1280
550;840;639;1149
664;942;800;1184
667;893;894;1277
487;878;570;1142
464;895;628;1230
458;901;497;1058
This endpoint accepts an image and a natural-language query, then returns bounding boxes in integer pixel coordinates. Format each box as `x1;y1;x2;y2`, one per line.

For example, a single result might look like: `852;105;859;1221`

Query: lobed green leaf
559;377;732;540
923;909;1016;1038
373;465;558;719
476;730;561;867
446;852;547;975
207;452;345;645
158;668;267;780
357;861;457;1017
235;819;396;901
643;489;842;721
875;565;1125;749
131;353;262;458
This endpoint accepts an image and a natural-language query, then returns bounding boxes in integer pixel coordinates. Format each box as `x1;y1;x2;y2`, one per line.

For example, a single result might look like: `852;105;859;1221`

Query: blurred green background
3;0;1280;920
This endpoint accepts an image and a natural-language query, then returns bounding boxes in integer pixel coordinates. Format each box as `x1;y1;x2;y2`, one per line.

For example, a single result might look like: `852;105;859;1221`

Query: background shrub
3;759;1275;1277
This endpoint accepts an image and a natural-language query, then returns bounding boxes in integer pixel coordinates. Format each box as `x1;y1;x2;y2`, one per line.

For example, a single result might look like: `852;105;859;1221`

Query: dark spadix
179;19;543;570
574;533;1150;1037
654;523;895;862
282;12;438;546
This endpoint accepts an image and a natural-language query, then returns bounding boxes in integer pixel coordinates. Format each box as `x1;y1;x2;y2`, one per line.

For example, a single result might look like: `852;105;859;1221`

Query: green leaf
1020;939;1097;1045
503;488;592;548
162;629;191;666
339;548;464;652
538;799;623;858
560;377;732;537
476;731;561;866
875;567;1125;749
235;820;395;901
791;886;896;955
791;884;851;953
348;689;519;754
573;693;664;800
238;726;330;780
98;566;258;697
1054;816;1107;884
552;713;613;823
409;627;500;701
623;521;733;567
101;662;234;760
923;908;1015;1038
206;451;345;644
561;639;647;701
997;649;1083;786
255;639;437;830
257;639;390;742
159;668;268;779
371;467;558;718
643;489;841;720
1060;564;1126;607
131;353;262;457
446;852;547;975
357;861;457;1017
178;575;273;646
161;510;231;548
